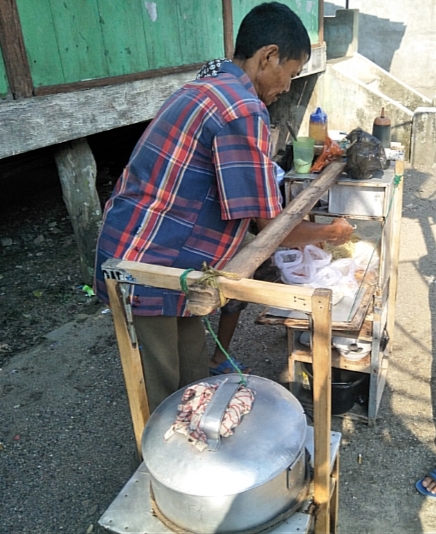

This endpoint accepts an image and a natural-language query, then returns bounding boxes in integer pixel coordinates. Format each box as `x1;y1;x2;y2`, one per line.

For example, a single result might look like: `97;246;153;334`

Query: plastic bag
275;246;359;305
345;128;387;180
275;245;331;285
329;258;359;299
310;137;344;173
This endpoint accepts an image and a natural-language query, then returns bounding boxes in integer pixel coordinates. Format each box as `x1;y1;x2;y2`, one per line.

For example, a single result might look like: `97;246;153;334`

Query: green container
292;137;315;173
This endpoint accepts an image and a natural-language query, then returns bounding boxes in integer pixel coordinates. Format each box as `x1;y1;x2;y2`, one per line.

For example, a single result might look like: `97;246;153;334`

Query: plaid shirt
95;62;282;316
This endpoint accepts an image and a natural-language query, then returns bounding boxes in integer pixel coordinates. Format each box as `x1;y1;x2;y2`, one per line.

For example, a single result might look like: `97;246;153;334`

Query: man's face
254;48;307;106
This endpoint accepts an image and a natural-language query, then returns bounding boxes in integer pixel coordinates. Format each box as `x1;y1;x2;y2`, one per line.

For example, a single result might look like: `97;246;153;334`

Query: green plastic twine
179;268;247;385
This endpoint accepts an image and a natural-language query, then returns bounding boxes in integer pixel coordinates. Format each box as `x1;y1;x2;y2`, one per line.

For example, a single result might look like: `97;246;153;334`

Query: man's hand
326;218;354;246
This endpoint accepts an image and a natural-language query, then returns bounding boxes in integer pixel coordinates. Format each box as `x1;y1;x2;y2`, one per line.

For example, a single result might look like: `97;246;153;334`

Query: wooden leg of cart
106;278;150;458
329;453;340;533
386;160;404;357
311;288;335;534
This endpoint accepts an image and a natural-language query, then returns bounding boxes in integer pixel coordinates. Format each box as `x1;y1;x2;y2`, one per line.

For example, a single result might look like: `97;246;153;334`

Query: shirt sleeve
212;115;283;221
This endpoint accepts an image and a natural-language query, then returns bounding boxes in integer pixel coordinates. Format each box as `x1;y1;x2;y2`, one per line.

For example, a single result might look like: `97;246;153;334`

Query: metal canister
372;107;391;148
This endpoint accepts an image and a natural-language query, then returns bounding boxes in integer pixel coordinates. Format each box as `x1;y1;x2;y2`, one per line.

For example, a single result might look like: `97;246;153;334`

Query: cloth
133;315;209;413
196;57;231;78
95;61;282;316
164;381;255;451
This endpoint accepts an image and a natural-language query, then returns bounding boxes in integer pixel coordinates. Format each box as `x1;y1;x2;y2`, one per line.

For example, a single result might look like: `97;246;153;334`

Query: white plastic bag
274;245;331;285
308;265;344;305
275;246;359;305
330;258;359;299
274;249;303;270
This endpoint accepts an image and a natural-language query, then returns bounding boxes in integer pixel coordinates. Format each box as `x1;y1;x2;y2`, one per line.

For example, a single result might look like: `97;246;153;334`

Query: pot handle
199;377;241;452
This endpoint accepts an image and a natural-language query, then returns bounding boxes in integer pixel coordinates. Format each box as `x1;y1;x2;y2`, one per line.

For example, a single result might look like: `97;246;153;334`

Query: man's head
233;2;311;106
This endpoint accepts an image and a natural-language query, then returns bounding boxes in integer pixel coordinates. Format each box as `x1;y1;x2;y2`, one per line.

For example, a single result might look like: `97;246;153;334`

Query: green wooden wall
7;0;319;91
232;0;319;44
0;51;8;98
15;0;225;87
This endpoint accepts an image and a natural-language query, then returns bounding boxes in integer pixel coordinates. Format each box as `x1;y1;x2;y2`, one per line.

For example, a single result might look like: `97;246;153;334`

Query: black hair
233;2;311;63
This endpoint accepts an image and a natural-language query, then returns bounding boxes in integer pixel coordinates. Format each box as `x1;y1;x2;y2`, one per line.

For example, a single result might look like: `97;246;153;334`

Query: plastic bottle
309;107;328;145
372;107;391;148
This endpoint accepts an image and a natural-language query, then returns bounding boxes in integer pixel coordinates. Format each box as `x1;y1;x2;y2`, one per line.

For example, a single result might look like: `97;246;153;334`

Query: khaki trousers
133;315;209;413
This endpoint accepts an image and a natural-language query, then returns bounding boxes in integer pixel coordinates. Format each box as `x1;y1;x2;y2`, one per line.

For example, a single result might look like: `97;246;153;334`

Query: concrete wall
325;2;436;100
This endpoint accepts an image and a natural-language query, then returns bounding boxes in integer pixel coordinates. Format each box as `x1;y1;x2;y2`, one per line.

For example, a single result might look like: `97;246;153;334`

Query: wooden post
54;138;102;285
222;0;234;58
311;288;332;534
105;278;150;456
386;160;404;346
0;0;33;97
330;454;340;533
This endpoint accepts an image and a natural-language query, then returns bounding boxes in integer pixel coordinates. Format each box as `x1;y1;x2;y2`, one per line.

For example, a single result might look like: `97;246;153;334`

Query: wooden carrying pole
187;160;346;315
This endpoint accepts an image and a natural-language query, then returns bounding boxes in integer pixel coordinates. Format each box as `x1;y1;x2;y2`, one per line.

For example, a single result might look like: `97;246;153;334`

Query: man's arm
255;217;354;248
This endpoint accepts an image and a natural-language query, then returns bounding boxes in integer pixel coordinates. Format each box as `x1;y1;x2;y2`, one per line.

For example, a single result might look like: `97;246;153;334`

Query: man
95;2;353;412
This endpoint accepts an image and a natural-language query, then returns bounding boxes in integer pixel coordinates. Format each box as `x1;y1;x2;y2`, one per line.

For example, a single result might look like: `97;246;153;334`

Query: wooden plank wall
0;49;8;97
231;0;320;43
15;0;224;89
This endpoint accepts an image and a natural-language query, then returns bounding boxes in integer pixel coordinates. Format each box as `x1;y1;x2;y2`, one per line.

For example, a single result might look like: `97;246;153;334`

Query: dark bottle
372;107;391;148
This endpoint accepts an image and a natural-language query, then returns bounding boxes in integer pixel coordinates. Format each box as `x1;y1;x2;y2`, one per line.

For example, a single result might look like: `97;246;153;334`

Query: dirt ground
1;156;436;534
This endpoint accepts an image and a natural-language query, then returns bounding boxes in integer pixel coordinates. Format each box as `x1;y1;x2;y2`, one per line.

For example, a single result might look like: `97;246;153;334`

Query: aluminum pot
142;374;308;534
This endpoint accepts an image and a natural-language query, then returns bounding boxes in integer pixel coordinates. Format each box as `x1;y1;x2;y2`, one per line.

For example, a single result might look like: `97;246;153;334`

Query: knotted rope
179;263;247;385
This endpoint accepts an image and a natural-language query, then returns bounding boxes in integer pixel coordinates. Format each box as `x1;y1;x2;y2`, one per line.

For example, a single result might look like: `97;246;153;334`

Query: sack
345;128;387;180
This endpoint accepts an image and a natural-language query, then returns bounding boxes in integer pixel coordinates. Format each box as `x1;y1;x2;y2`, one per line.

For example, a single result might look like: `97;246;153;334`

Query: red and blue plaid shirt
95;62;282;316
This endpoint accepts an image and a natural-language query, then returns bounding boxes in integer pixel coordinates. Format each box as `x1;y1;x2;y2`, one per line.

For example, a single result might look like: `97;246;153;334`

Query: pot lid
142;375;306;497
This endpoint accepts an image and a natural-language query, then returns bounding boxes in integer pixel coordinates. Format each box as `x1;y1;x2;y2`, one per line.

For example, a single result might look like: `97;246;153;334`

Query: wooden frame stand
102;161;349;533
284;161;404;424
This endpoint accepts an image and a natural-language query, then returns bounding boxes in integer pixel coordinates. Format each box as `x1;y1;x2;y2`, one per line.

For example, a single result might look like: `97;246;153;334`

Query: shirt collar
218;61;258;98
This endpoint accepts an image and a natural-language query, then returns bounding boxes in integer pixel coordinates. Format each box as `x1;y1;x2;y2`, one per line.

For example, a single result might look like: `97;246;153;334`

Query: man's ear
260;44;280;68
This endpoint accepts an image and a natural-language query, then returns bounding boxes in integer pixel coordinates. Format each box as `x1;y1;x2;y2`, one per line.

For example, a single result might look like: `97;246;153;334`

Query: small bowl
332;336;371;361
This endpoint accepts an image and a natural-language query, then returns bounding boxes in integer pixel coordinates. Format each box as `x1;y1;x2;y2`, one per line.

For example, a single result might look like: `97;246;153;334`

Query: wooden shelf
256;277;376;333
291;344;372;374
283;164;404;424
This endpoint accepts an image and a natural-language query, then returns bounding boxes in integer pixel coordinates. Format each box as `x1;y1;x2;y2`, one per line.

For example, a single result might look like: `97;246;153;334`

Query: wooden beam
0;69;198;159
102;259;315;314
105;278;150;457
318;0;324;45
223;161;346;279
386;160;404;347
222;0;234;58
0;46;325;161
0;0;33;97
311;288;332;534
34;62;204;97
186;161;345;314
